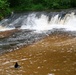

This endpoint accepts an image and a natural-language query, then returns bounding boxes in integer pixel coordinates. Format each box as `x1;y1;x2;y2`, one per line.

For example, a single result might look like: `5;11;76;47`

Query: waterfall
0;11;76;54
0;11;76;31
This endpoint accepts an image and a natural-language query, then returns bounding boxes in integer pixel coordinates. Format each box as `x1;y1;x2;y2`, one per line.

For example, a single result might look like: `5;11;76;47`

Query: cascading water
21;12;76;31
0;11;76;54
0;11;76;31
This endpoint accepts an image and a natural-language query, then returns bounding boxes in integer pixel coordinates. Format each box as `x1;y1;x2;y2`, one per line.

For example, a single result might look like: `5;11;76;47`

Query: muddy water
0;33;76;75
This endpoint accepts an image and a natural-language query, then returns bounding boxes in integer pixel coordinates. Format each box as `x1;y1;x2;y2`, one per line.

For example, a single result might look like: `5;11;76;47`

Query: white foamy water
21;12;76;31
0;12;76;32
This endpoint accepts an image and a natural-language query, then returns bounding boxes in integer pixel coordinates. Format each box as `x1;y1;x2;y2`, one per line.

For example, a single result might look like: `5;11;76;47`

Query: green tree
0;0;11;20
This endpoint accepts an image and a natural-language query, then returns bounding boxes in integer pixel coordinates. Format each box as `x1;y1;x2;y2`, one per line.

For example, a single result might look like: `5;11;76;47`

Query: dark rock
14;62;20;68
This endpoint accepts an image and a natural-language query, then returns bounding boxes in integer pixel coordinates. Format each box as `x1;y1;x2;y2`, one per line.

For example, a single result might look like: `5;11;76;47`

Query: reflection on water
0;32;76;75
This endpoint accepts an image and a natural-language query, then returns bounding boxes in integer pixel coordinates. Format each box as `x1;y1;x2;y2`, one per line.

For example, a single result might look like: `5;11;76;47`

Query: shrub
0;0;11;20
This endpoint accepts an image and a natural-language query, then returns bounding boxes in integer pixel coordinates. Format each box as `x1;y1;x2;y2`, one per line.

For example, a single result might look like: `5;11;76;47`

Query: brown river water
0;31;76;75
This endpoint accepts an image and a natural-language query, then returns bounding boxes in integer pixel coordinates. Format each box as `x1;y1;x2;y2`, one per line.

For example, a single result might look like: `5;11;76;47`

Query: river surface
0;10;76;75
0;31;76;75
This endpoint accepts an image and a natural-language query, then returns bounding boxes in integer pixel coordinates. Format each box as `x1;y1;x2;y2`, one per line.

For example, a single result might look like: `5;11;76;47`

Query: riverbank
0;32;76;75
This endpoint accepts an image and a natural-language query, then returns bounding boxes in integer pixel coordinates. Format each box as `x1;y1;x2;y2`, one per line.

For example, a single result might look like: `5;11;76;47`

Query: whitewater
0;10;76;54
0;11;76;32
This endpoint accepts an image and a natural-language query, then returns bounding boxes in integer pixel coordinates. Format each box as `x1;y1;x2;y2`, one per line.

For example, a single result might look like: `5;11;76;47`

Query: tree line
0;0;76;20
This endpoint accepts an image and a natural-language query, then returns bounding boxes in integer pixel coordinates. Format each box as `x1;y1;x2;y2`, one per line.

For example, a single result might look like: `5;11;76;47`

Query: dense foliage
0;0;11;20
0;0;76;20
8;0;76;11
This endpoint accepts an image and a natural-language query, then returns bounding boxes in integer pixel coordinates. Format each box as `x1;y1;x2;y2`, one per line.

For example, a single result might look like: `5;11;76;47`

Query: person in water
14;62;20;68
